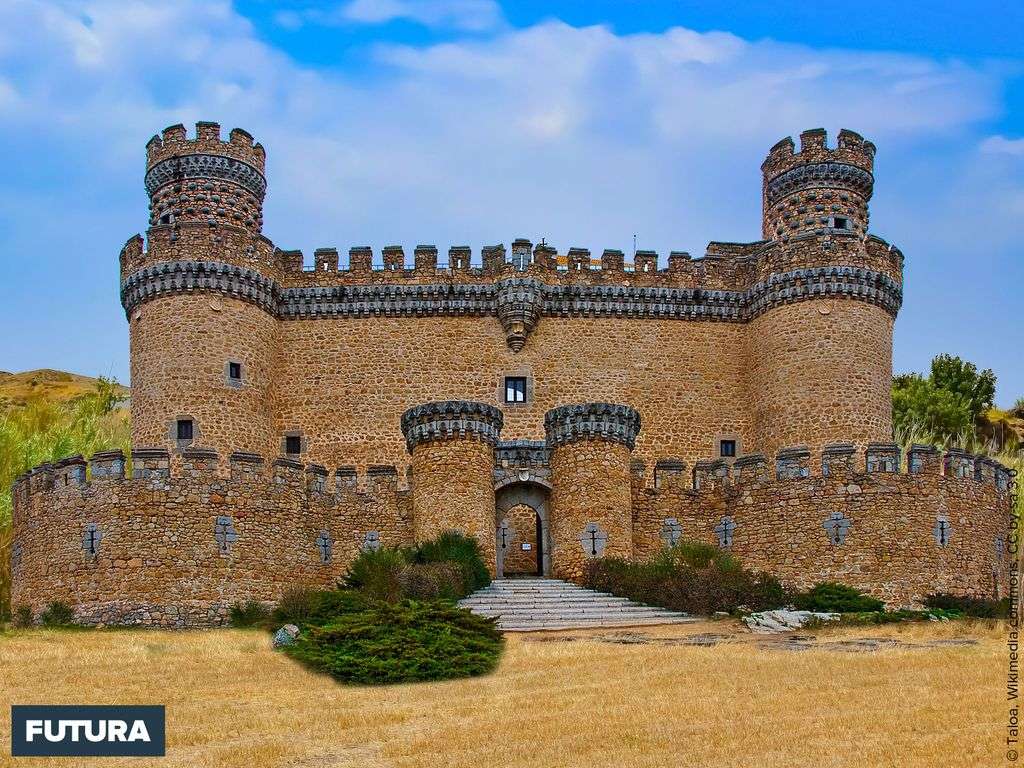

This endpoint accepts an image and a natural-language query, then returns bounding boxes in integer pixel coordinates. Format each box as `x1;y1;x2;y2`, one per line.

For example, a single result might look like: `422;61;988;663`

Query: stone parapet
544;403;642;450
632;442;1015;606
11;449;410;627
400;400;504;452
121;258;903;322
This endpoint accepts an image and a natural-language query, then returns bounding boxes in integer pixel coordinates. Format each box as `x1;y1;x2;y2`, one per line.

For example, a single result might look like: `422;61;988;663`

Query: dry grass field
0;619;1010;768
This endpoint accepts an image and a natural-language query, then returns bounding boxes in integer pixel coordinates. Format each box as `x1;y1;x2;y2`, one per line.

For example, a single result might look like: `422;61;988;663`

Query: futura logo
11;705;166;757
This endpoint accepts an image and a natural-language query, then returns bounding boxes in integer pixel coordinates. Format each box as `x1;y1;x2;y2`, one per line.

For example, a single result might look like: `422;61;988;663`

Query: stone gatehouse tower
10;123;1015;626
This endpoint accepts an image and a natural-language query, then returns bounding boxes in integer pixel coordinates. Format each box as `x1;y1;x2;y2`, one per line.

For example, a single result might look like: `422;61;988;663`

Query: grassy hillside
0;369;129;411
0;372;130;620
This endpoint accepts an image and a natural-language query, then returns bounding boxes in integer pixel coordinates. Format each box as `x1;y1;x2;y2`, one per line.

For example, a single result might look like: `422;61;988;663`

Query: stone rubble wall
10;449;410;627
631;445;1016;607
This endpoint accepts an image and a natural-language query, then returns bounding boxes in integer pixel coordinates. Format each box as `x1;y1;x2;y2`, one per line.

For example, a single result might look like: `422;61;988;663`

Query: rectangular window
505;376;527;404
228;362;242;381
176;419;194;441
285;435;302;455
832;216;848;230
719;440;737;458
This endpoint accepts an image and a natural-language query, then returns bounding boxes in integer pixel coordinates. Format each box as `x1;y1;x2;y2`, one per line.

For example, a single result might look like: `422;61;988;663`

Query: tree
892;372;973;440
929;354;996;422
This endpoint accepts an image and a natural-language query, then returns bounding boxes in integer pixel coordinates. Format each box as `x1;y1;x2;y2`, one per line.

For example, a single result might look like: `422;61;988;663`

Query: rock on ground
271;624;300;648
743;609;839;634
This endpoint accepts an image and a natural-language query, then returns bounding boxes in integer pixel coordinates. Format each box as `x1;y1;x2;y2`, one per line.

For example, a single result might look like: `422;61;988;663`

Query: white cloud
279;0;504;32
0;0;1021;400
980;135;1024;155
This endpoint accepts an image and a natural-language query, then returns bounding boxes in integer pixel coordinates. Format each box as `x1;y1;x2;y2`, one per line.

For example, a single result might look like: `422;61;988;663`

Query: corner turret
761;128;875;241
144;121;267;233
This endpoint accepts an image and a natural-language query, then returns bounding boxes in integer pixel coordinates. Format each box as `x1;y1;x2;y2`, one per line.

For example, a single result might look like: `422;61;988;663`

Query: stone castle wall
10;434;1015;623
631;446;1015;606
10;449;410;627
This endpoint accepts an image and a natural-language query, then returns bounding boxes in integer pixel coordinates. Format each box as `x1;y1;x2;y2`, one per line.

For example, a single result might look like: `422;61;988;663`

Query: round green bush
793;582;884;613
284;600;504;685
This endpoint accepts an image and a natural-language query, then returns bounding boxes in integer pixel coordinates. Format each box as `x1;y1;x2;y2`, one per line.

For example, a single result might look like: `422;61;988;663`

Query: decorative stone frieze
121;260;902;322
764;162;873;206
544;403;641;450
496;276;544;351
400;400;504;452
493;439;551;488
121;260;278;316
144;153;267;200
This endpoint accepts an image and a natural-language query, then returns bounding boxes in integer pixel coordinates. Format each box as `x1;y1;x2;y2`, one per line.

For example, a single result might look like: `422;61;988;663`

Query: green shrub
271;586;319;626
412;531;490;597
284;600;503;685
398;562;465;601
793;583;884;613
925;593;1009;619
228;600;271;628
342;531;490;604
39;601;75;627
270;589;368;628
343;547;409;603
13;604;33;627
584;542;787;615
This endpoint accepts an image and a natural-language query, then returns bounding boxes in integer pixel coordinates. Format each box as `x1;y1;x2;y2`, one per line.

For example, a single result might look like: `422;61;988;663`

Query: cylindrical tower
401;401;504;574
121;122;279;460
750;129;902;458
546;403;640;581
761;127;874;241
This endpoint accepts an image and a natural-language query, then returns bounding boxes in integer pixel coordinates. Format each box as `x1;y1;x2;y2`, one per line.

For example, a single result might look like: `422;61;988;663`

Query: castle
10;123;1016;626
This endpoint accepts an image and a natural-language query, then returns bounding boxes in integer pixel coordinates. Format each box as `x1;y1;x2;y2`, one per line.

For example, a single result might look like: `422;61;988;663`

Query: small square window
228;362;242;381
176;419;194;441
832;216;849;230
285;435;302;455
505;376;527;404
719;440;737;458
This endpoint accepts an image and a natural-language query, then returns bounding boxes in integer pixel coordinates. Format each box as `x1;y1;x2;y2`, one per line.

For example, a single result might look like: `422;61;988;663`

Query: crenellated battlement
11;445;411;627
631;440;1015;607
633;442;1017;495
119;237;904;330
762;128;875;179
761;128;876;241
144;122;267;233
12;448;408;508
145;122;266;173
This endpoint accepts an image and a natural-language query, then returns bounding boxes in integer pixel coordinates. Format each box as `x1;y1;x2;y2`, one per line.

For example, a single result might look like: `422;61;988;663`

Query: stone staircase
458;578;694;632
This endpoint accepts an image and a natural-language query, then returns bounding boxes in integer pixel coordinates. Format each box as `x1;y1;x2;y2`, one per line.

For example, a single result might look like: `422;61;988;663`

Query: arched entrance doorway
495;482;551;578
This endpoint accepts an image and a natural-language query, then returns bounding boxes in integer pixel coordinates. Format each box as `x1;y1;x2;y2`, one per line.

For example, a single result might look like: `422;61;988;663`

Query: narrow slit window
505;377;527;404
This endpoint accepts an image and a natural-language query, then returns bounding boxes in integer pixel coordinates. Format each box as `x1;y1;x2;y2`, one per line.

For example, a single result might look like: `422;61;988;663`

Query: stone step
459;596;636;606
499;616;694;631
459;577;691;632
464;606;679;618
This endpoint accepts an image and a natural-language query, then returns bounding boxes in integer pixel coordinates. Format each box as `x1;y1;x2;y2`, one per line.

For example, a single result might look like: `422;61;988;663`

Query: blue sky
0;1;1022;406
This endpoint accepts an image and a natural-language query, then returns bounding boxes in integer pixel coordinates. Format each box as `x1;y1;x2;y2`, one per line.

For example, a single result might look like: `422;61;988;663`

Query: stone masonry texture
9;123;1016;625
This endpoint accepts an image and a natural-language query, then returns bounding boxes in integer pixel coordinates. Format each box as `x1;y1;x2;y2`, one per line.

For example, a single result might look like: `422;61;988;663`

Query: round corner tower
122;122;279;461
750;128;900;459
546;403;639;581
401;401;504;575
